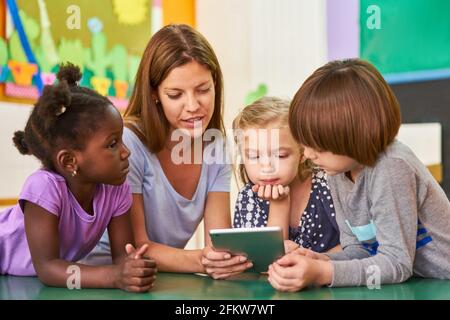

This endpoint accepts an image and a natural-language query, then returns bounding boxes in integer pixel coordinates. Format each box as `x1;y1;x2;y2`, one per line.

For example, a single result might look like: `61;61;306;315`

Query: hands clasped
115;244;157;293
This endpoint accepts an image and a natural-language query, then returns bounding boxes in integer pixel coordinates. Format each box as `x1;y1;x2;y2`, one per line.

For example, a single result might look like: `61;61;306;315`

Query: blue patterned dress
233;170;340;252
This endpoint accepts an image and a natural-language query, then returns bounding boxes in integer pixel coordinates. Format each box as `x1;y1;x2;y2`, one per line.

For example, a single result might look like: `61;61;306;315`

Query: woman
85;24;251;279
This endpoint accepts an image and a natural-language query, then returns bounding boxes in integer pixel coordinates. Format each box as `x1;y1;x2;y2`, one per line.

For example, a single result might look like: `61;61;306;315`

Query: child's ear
299;153;307;164
298;146;306;163
55;149;78;175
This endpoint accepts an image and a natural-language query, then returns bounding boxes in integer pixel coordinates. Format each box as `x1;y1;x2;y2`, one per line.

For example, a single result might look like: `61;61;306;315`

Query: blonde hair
232;96;312;186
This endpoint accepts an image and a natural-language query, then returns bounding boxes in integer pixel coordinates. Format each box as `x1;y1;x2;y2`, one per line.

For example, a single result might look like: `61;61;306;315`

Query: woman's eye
198;87;210;94
167;93;181;99
247;154;258;160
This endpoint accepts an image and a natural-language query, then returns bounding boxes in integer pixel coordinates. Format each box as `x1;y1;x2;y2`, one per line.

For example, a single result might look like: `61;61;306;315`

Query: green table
0;272;449;300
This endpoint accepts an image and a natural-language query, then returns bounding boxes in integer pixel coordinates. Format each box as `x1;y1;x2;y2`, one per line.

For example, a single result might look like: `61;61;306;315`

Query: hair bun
57;62;82;86
12;130;30;155
37;81;71;127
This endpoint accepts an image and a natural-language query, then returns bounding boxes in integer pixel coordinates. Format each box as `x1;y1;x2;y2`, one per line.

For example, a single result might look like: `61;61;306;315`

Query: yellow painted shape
91;76;111;96
163;0;195;27
112;0;149;25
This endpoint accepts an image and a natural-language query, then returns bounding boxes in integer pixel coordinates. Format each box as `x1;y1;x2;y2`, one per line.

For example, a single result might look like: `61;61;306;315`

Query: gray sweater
326;140;450;287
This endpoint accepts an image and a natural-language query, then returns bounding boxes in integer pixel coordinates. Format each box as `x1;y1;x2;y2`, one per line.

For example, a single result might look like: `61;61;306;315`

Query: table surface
1;272;449;300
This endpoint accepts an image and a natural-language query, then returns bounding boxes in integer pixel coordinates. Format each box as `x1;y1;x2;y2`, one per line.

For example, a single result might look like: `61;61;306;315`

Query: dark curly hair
12;62;113;171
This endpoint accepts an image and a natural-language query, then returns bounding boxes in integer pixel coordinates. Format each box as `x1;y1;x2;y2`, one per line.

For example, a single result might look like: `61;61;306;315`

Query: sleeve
323;173;371;261
324;212;372;261
208;163;232;193
122;128;147;194
111;182;133;217
329;158;419;287
18;171;62;217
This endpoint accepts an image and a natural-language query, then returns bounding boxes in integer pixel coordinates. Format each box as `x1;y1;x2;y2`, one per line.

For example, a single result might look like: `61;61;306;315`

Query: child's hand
284;240;299;253
125;243;148;259
201;246;253;279
252;184;290;201
267;252;332;292
115;243;157;293
292;247;330;261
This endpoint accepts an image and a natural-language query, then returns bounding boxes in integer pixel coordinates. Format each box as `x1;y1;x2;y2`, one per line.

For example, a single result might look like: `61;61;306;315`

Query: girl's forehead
240;127;298;149
240;126;293;139
95;106;123;133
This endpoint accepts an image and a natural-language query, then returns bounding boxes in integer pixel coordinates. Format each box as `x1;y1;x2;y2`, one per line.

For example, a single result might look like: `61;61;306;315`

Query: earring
155;99;160;105
71;170;77;177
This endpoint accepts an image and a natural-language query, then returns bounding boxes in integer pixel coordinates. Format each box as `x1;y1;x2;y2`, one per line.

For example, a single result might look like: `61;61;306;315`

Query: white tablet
209;226;285;273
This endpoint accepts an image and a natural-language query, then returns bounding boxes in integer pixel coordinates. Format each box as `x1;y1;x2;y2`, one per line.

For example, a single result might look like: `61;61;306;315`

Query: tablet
209;226;285;273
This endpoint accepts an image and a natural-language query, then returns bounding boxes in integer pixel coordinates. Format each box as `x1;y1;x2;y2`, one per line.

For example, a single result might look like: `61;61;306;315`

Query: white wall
0;102;40;199
397;123;441;166
248;0;327;99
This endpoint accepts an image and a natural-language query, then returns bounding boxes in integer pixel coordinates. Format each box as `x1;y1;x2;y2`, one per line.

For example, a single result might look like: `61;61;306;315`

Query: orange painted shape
113;80;129;99
8;61;38;86
0;0;5;38
0;198;18;207
163;0;195;27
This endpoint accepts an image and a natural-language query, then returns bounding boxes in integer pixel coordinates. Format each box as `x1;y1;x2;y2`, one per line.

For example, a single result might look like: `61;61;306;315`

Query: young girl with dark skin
0;63;156;292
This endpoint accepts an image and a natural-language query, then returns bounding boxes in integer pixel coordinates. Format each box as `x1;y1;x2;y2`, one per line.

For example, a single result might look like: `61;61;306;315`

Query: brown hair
233;96;312;186
123;24;225;153
13;63;112;171
289;59;401;166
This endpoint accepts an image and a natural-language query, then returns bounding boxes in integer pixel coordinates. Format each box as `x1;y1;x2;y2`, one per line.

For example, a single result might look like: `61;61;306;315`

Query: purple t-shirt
0;169;132;276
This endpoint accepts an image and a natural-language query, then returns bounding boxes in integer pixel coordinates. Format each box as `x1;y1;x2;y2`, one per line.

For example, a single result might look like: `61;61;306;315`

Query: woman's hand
252;184;290;202
201;246;253;279
114;244;157;292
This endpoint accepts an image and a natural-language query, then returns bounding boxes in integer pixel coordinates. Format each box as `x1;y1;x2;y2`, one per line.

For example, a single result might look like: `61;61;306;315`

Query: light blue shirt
123;127;231;248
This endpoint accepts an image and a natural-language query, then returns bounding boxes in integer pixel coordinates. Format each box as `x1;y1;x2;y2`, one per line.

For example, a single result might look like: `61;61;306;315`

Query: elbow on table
35;268;60;287
385;261;414;284
34;262;66;288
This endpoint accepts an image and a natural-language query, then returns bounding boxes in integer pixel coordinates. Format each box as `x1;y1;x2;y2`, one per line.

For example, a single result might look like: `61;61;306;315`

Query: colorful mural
0;0;197;109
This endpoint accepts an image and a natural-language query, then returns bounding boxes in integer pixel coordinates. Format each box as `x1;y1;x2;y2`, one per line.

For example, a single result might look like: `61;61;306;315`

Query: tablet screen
209;227;285;273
